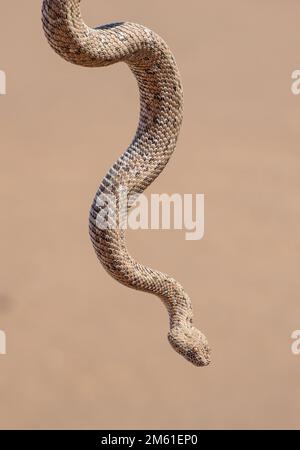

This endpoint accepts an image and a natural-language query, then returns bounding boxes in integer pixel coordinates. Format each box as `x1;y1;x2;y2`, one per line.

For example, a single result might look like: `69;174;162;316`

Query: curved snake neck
42;0;211;367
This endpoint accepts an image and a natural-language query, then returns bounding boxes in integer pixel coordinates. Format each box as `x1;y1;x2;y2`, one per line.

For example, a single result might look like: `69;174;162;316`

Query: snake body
42;0;211;366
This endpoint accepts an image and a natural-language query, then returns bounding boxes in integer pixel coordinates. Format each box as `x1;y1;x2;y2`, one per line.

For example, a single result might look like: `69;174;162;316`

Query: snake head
168;325;211;367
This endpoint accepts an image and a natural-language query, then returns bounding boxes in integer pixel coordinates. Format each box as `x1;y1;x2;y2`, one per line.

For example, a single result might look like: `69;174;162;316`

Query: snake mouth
186;345;211;367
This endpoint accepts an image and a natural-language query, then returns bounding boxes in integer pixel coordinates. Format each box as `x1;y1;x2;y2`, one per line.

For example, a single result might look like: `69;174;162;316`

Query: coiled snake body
42;0;211;366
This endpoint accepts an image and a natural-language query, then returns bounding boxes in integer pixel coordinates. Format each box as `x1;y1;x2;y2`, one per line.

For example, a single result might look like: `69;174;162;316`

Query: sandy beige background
0;0;300;430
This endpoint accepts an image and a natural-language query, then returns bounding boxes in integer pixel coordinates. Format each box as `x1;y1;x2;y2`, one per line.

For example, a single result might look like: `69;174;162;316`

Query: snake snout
168;325;211;367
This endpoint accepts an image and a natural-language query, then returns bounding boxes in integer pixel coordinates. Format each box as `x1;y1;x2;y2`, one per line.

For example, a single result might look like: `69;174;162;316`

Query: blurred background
0;0;300;429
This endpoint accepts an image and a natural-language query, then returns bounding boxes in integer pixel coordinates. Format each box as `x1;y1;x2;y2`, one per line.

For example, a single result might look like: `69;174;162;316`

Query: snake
42;0;211;367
